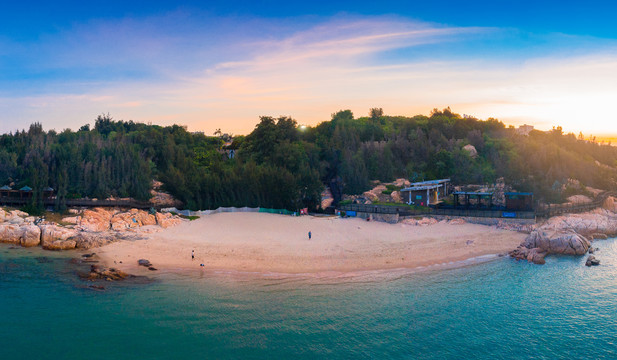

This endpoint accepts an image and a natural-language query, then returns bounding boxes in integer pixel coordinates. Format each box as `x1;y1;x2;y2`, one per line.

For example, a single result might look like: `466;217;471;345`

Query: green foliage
1;108;616;211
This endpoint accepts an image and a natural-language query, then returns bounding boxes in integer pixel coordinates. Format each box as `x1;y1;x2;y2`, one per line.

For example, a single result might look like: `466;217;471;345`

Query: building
400;179;450;206
516;124;534;136
453;192;494;208
505;192;534;211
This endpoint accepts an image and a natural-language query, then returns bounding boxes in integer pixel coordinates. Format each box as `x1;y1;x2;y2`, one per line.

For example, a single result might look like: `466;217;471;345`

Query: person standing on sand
192;250;195;260
308;231;312;240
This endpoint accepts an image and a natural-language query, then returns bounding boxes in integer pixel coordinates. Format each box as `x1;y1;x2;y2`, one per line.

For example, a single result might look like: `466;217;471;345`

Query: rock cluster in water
0;207;184;251
510;196;617;265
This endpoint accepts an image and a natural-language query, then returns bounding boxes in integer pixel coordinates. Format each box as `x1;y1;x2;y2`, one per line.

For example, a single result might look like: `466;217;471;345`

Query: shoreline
97;212;526;275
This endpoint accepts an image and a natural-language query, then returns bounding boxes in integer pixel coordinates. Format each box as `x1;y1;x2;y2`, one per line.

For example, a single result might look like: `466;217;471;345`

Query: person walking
308;231;312;240
191;249;195;260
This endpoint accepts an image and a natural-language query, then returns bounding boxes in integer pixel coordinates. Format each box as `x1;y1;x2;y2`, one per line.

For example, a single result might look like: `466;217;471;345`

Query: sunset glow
1;1;616;137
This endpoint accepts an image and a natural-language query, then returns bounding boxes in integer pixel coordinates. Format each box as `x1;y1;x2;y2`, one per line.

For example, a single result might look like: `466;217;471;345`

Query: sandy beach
97;212;526;274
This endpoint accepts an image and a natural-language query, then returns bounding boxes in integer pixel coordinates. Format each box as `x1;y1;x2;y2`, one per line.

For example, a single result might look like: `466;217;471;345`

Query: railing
0;196;160;210
338;203;535;219
535;191;616;218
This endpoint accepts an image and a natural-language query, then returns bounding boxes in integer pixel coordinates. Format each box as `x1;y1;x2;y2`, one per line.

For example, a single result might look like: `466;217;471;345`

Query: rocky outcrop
510;229;591;264
79;208;113;232
40;225;78;250
1;206;183;251
20;225;41;247
523;230;590;255
603;196;617;213
80;264;132;281
538;209;617;237
0;224;41;247
156;212;183;228
111;209;157;230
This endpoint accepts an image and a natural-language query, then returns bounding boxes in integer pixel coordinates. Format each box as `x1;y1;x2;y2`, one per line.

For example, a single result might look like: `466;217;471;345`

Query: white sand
97;212;525;274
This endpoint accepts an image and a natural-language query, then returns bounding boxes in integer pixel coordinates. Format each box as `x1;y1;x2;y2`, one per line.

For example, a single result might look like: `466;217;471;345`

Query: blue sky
1;1;617;138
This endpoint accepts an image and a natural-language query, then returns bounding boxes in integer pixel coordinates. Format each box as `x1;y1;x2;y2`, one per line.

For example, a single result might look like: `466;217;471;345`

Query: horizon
1;1;617;140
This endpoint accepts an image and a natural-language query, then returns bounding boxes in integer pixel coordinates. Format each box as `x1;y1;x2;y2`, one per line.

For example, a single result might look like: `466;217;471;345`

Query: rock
585;255;600;266
24;216;36;223
590;233;608;240
79;207;113;232
20;225;41;247
523;230;590;255
40;225;79;250
138;259;152;267
0;224;40;247
148;267;157;271
588;247;598;254
391;191;402;203
8;217;24;225
449;218;466;225
10;210;29;218
61;216;80;225
526;248;547;265
0;208;6;222
72;232;118;249
603;196;617;213
81;264;131;281
463;144;478;158
155;212;183;229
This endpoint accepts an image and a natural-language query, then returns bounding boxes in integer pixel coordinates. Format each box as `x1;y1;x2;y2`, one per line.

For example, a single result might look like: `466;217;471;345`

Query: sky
1;0;617;140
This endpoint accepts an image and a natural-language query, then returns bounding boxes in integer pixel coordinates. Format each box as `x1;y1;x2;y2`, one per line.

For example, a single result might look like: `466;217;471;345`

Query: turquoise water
2;241;617;359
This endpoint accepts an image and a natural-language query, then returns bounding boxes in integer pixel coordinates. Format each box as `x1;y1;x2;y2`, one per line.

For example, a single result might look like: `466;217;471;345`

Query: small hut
43;187;55;199
453;192;494;209
0;185;11;198
19;186;33;199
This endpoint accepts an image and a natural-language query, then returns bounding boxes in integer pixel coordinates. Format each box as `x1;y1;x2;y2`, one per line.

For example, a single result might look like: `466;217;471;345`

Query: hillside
1;109;616;212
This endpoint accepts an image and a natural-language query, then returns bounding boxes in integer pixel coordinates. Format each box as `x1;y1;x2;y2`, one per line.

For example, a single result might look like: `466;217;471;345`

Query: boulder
0;224;23;244
10;210;29;218
79;207;113;232
523;230;590;255
603;196;617;213
138;259;152;267
20;225;41;247
0;208;6;222
463;144;478;158
391;191;402;203
526;248;547;265
40;225;79;250
0;224;41;247
8;216;24;225
155;212;183;229
72;232;118;249
585;255;600;266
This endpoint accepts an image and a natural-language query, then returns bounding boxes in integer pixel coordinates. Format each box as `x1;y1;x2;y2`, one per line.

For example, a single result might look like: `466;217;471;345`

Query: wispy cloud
1;14;616;137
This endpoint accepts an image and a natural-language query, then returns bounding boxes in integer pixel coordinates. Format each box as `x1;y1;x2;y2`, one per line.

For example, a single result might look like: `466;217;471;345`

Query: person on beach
308;231;312;240
192;250;195;260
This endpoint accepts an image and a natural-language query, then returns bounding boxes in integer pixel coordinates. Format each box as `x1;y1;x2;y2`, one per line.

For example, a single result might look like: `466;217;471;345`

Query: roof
19;186;32;192
453;191;493;196
43;187;54;192
0;185;11;190
401;184;441;191
505;192;533;196
409;179;450;186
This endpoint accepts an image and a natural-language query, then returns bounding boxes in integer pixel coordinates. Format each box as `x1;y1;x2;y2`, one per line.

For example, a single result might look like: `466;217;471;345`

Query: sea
1;240;617;360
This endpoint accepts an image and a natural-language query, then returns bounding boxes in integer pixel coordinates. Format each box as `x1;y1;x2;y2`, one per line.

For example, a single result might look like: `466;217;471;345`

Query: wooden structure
453;192;493;209
505;192;533;211
400;179;450;206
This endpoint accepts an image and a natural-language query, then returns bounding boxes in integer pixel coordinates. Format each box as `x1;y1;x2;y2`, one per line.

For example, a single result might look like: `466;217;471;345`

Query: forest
1;108;616;213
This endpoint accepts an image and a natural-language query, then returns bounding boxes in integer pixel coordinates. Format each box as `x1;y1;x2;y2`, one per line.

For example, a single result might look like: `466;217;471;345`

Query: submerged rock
585;255;600;267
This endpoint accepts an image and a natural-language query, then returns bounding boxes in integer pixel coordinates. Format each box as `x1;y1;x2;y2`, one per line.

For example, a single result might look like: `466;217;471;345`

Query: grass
169;211;200;221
